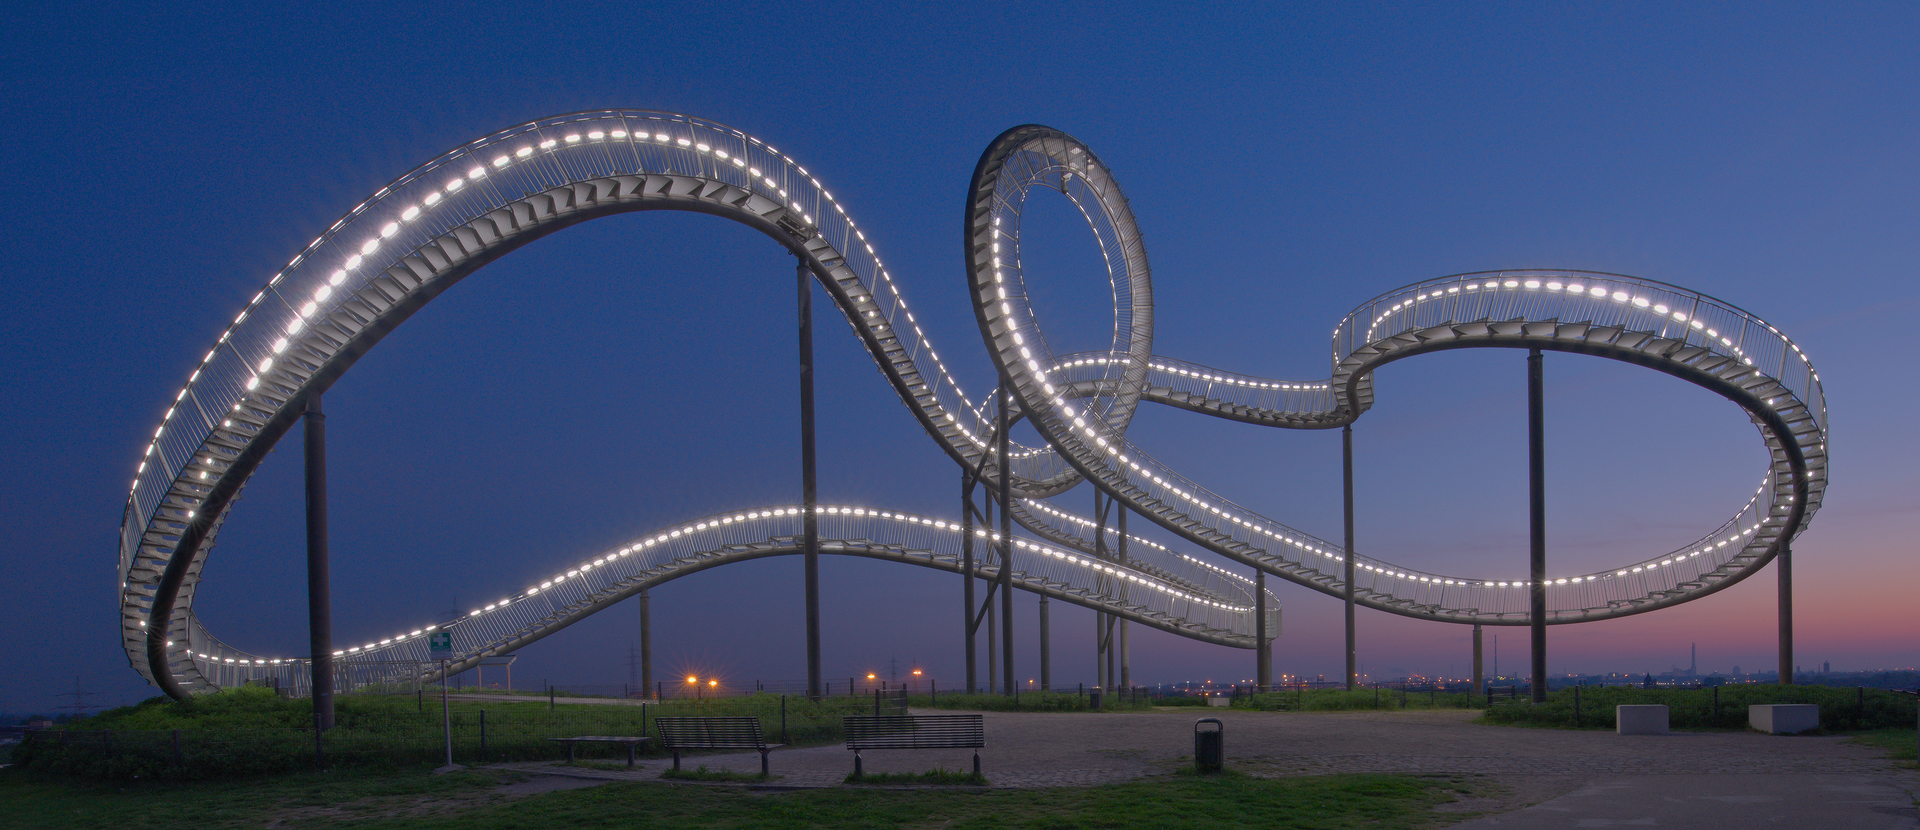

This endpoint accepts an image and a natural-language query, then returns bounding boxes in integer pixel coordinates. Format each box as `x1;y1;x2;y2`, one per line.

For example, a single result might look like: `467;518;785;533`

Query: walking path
484;708;1920;826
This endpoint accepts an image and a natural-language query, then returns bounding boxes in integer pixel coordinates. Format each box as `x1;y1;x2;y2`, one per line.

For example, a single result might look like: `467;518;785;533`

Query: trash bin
1089;686;1103;709
1194;717;1223;771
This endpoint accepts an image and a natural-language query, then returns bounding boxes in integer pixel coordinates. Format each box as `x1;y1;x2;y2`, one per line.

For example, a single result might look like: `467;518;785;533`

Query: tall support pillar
1093;491;1109;690
305;394;334;731
1528;348;1548;703
638;589;653;699
1118;507;1130;690
798;258;822;701
1038;595;1051;690
962;475;977;694
1343;425;1357;691
997;385;1015;695
1256;570;1271;692
987;600;997;694
1471;624;1484;697
1779;542;1793;684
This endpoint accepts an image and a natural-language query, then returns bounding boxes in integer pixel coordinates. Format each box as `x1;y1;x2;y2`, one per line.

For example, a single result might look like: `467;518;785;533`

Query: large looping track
120;112;1826;698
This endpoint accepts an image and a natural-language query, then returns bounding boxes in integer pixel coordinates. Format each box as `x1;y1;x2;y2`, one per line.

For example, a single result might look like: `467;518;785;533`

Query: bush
911;690;1153;712
1479;683;1913;731
1241;688;1479;712
13;689;876;781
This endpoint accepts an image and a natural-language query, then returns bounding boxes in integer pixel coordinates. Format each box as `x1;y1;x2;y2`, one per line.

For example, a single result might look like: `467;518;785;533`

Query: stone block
1207;696;1230;707
1749;704;1820;734
1616;704;1669;735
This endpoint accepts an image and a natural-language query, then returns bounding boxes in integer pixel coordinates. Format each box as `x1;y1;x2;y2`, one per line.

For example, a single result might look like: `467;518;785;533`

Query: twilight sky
3;2;1916;714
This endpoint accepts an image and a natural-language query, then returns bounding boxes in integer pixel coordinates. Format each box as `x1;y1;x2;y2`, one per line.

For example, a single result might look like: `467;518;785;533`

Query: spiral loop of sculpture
118;112;1826;697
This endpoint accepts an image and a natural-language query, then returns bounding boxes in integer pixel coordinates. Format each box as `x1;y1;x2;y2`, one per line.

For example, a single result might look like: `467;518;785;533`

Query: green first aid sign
428;631;453;658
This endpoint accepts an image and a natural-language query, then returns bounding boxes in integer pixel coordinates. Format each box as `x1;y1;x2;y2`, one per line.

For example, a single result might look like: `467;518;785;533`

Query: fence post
480;710;487;760
549;684;555;711
781;695;787;744
1713;685;1720;721
931;679;937;705
1573;685;1581;725
873;688;880;717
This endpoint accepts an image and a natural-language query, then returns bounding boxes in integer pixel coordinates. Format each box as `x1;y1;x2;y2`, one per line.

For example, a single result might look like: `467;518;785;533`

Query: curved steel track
119;112;1827;697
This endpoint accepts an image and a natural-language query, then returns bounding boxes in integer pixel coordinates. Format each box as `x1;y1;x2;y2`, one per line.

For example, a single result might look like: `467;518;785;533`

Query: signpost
429;632;453;767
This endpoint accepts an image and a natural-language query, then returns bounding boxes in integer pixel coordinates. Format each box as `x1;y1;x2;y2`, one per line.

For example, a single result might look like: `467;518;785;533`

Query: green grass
844;767;986;786
1478;683;1913;731
0;765;1481;830
1849;727;1919;764
14;687;874;780
659;765;768;783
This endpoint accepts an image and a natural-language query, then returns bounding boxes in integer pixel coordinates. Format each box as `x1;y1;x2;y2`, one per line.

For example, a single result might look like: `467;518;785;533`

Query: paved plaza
489;708;1920;827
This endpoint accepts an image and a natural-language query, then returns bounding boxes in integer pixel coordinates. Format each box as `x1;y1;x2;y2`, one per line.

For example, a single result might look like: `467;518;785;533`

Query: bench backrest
655;716;768;750
844;714;984;749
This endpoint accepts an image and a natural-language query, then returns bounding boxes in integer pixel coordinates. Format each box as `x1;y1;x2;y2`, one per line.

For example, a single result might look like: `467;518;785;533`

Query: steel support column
1343;425;1356;691
304;394;334;731
1471;624;1484;697
1528;348;1547;703
962;474;977;694
1779;542;1794;684
1118;507;1130;690
798;258;822;701
997;384;1014;696
638;589;653;699
1039;595;1051;690
1094;491;1109;690
1256;570;1271;692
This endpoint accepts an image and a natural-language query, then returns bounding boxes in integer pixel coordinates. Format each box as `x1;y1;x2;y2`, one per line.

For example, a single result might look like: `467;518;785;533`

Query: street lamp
687;675;698;700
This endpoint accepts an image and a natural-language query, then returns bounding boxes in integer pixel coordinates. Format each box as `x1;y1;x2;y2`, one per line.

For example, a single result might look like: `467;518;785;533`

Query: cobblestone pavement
485;707;1920;822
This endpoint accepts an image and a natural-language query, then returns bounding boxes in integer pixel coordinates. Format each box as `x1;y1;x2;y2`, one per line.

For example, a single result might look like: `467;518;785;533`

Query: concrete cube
1749;704;1820;734
1616;704;1669;735
1207;696;1230;707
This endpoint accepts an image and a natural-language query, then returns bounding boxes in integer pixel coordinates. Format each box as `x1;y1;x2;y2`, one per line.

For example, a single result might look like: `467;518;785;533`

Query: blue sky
3;2;1916;714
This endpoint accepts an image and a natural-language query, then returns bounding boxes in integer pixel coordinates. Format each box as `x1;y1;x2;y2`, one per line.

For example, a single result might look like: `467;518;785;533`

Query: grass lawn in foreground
0;765;1483;830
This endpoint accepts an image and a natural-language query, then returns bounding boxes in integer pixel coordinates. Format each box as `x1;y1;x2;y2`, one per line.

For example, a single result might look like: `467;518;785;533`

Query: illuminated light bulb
492;156;510;168
344;255;363;270
467;166;485;179
359;239;379;255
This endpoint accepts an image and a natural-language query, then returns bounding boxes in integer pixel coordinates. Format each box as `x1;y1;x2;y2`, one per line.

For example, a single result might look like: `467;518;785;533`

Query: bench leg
760;749;770;777
854;751;862;777
672;750;681;772
566;742;575;763
973;751;980;777
627;743;636;768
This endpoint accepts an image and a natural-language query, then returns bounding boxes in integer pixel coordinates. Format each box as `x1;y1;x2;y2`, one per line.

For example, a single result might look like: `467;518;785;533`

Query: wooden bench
844;714;985;775
549;735;652;767
655;716;784;775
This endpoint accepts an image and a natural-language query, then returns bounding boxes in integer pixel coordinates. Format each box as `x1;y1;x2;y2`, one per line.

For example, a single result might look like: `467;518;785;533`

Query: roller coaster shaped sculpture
118;111;1827;697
